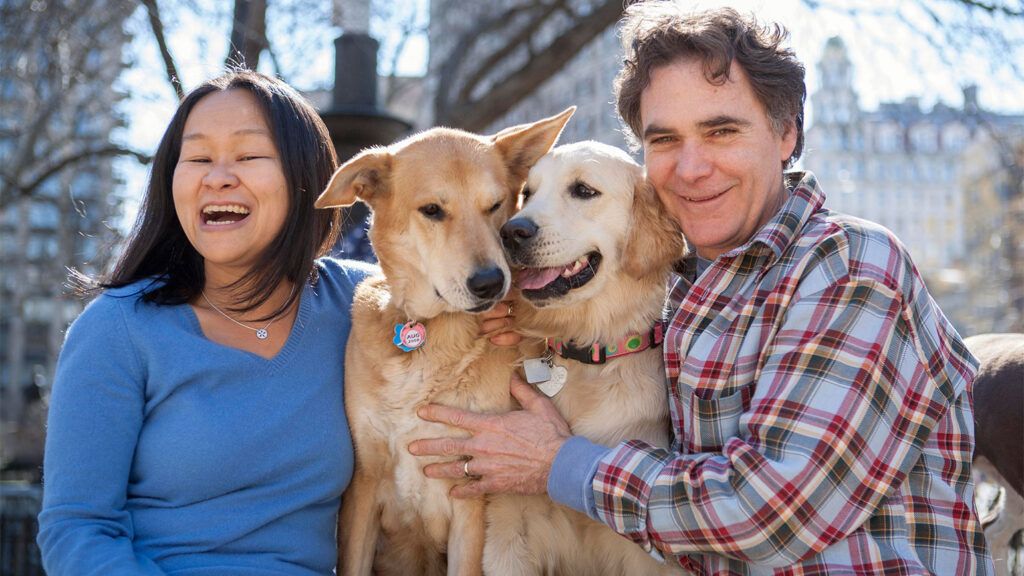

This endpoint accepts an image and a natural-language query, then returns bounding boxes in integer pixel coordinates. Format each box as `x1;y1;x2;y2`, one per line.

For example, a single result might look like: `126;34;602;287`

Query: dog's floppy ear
314;147;391;208
622;176;686;279
492;107;575;184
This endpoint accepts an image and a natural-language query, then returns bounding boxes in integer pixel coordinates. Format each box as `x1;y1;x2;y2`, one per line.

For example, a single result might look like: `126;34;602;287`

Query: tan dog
314;109;572;576
486;141;686;575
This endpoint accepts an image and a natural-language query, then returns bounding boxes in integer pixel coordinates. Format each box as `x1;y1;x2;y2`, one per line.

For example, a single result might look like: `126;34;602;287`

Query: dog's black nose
500;217;538;251
467;266;505;300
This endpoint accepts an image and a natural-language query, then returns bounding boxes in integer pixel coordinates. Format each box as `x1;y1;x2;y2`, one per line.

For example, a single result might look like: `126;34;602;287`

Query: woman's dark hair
615;4;806;168
95;69;341;318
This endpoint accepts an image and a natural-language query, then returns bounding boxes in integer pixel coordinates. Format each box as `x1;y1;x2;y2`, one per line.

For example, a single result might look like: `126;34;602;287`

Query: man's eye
570;182;600;199
487;199;503;214
418;203;446;221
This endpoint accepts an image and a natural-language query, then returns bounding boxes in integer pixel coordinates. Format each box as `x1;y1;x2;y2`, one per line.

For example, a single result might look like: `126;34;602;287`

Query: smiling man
409;4;992;574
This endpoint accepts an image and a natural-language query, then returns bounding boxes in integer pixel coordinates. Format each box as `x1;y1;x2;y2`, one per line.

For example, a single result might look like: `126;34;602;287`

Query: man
409;4;992;574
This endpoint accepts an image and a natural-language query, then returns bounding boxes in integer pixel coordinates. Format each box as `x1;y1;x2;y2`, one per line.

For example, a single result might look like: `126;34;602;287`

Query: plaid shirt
591;172;992;575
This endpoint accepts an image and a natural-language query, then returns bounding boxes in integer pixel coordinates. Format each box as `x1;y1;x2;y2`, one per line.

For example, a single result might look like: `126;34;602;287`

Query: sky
111;0;1024;229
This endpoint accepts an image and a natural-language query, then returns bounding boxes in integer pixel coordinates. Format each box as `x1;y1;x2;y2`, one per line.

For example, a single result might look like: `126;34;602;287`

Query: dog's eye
571;182;600;199
487;199;503;214
418;203;446;221
521;188;533;204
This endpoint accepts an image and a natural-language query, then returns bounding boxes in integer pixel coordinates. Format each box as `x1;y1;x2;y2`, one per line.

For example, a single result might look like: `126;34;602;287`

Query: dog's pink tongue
515;267;562;290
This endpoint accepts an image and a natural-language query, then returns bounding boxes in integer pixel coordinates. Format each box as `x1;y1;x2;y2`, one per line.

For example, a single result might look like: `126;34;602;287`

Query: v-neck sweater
38;258;376;575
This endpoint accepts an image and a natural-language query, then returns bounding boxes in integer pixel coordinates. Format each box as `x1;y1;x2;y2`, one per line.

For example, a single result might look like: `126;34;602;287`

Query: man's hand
408;373;571;498
479;299;522;346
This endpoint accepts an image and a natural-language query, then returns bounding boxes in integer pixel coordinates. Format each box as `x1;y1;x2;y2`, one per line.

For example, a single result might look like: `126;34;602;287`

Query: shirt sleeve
547;435;610;516
588;274;964;566
36;295;167;575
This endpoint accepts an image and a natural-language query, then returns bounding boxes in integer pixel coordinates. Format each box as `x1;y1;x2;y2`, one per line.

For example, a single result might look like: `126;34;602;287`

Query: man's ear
492;107;575;184
314;147;391;208
622;177;686;279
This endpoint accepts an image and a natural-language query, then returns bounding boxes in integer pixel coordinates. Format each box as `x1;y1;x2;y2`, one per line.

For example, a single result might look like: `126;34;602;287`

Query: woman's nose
201;161;240;190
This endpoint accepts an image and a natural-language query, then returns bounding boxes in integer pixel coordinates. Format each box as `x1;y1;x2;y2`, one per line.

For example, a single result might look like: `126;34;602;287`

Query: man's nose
674;143;713;182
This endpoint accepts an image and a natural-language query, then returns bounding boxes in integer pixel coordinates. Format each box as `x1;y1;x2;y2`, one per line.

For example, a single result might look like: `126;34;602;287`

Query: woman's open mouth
514;251;602;300
201;204;251;226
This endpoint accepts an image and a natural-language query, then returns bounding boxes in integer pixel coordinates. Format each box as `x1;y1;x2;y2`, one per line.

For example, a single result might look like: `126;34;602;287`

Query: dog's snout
467;266;506;300
500;217;539;251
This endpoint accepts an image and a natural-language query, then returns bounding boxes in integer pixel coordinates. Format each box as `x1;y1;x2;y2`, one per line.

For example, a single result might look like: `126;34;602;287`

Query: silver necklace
201;286;295;340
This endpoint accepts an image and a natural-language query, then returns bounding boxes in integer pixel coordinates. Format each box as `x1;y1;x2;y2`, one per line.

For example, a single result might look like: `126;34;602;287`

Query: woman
36;70;374;575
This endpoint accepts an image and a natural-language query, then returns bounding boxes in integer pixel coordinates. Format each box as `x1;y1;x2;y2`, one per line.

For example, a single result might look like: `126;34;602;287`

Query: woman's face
172;89;289;280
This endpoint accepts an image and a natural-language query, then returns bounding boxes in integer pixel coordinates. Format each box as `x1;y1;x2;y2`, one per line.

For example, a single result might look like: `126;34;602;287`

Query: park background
1;0;1023;574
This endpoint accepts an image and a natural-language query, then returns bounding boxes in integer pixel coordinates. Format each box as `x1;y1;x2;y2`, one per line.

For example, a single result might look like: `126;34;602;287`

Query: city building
804;36;1024;333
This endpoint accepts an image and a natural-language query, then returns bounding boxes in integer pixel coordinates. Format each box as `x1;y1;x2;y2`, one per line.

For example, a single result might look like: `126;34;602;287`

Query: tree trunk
226;0;269;70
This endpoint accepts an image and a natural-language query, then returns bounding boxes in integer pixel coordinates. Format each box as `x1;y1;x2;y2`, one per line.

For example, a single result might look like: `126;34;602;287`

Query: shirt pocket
686;383;754;453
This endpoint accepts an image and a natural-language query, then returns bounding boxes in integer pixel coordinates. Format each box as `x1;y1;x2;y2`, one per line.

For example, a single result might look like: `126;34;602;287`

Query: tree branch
0;145;151;211
226;0;268;69
437;0;624;132
140;0;185;100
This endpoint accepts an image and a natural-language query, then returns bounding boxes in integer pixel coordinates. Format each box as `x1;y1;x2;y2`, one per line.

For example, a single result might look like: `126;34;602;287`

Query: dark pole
320;31;412;261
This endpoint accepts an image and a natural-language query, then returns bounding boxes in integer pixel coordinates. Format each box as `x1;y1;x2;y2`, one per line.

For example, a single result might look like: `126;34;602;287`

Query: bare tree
430;0;625;132
226;0;270;69
0;1;151;212
0;0;140;428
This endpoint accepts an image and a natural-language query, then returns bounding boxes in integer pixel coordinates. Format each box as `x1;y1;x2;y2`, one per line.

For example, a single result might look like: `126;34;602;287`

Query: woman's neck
201;265;296;321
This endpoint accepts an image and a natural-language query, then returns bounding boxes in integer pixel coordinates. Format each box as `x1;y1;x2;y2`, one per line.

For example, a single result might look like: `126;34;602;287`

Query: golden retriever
314;109;573;576
485;141;686;575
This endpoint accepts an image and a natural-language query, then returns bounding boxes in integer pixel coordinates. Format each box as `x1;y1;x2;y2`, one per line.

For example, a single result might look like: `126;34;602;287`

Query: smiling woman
37;70;378;575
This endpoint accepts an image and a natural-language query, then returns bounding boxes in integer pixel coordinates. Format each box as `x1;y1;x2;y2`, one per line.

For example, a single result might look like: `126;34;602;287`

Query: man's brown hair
615;3;805;168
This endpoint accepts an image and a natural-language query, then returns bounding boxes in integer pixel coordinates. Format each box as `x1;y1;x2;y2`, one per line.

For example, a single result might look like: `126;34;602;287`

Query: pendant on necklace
256;328;269;340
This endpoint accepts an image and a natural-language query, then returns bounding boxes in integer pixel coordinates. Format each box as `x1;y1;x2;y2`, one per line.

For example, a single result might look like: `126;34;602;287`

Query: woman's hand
479;299;522;346
408;373;571;498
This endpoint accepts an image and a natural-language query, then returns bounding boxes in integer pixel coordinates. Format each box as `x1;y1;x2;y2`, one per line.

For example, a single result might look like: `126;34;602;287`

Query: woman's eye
487;200;503;214
418;203;446;221
570;182;599;199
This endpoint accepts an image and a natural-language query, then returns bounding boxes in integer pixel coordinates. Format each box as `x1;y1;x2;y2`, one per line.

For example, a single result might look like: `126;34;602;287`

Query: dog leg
338;468;382;576
448;496;486;576
483;495;546;576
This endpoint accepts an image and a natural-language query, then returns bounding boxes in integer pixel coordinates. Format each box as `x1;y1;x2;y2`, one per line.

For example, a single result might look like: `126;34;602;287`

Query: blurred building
0;5;130;473
804;37;1024;334
959;133;1024;333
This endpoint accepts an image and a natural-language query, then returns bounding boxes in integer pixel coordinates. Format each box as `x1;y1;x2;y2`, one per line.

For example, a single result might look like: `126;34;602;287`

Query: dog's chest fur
345;276;517;541
552;347;670;448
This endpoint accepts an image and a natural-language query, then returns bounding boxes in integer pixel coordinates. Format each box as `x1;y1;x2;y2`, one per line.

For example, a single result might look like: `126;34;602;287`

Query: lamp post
320;1;411;259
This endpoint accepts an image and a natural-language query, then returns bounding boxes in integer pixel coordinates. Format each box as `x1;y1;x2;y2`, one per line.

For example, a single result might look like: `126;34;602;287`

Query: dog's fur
485;142;686;575
315;109;573;576
965;333;1024;576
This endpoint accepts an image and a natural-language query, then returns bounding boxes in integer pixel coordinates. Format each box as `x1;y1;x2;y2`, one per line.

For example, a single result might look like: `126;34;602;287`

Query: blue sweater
38;258;375;575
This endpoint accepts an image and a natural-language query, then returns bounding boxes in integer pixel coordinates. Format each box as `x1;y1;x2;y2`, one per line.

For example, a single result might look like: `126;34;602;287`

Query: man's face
640;58;797;261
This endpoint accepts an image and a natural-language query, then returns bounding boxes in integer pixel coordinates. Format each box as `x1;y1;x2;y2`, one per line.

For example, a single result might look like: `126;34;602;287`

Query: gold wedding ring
463;459;472;478
506;302;514;317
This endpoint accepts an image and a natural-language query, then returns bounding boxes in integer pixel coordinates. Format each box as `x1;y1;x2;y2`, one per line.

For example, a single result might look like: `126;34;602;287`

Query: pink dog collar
545;321;666;365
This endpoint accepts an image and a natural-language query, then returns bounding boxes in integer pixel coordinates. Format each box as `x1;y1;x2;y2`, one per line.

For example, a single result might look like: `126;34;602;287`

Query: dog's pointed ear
315;147;391;209
622;176;687;279
492;107;575;183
